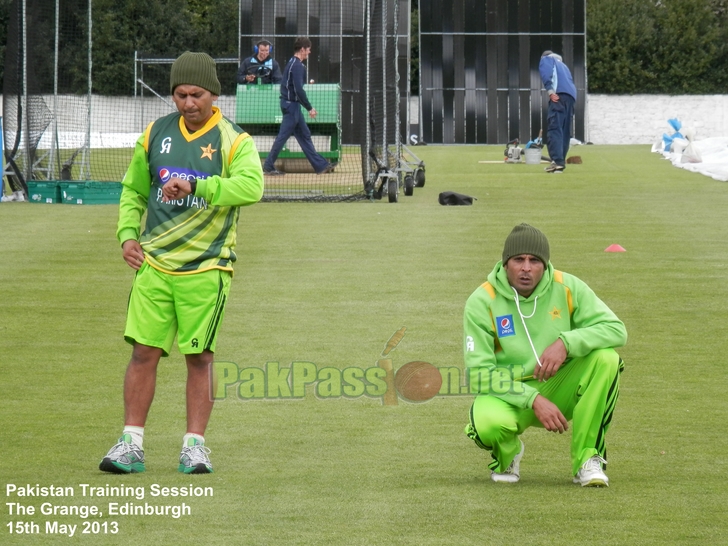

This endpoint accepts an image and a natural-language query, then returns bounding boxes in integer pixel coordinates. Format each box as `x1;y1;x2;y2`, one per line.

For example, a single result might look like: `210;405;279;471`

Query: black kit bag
438;191;476;206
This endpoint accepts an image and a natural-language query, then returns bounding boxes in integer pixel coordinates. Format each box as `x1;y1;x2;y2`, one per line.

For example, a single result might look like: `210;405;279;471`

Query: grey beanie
542;50;562;62
170;52;221;95
502;223;550;265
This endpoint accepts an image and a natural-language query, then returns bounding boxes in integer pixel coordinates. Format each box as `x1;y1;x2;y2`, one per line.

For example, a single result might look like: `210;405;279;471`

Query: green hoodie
463;261;627;409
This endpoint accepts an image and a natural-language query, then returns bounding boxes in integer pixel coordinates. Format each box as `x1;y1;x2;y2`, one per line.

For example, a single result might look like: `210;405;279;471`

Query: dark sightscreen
419;0;586;144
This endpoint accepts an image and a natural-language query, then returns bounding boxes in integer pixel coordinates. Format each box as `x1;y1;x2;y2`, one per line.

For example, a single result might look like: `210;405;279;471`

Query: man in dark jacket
237;40;282;85
262;38;336;176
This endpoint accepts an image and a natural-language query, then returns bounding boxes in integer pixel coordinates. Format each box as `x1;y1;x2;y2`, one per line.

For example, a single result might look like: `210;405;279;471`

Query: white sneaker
491;440;524;483
573;455;609;487
178;438;213;474
1;191;26;202
99;433;146;474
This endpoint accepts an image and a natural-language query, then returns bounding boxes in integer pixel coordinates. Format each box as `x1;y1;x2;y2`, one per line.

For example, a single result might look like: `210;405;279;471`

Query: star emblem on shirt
549;307;562;320
200;144;217;160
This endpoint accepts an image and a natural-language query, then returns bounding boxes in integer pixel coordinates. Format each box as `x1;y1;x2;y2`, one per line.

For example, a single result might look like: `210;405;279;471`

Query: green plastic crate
235;83;341;161
60;181;122;205
27;181;61;204
235;83;340;124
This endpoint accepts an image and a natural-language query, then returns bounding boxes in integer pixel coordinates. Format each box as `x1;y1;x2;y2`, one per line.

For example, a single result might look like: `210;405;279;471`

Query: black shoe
264;168;285;176
317;162;338;175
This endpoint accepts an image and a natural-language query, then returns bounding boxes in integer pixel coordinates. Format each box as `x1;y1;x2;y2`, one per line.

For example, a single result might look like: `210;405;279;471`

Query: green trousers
467;348;623;476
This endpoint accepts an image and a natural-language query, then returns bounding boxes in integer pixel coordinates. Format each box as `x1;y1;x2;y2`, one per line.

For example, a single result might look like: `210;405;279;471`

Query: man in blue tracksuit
263;37;336;176
539;51;577;173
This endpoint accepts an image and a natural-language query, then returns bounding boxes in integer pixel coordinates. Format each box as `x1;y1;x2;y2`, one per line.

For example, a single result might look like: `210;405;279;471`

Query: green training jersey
463;262;627;409
117;107;264;274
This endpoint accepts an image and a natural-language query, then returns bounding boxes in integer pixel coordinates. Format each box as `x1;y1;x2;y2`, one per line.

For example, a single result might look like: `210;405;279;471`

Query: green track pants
467;348;623;476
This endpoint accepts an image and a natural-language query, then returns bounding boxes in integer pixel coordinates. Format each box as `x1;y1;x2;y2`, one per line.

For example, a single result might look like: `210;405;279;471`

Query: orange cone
605;244;626;252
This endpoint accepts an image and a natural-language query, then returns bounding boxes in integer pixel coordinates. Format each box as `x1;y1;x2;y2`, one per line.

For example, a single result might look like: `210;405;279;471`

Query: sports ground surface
2;144;727;544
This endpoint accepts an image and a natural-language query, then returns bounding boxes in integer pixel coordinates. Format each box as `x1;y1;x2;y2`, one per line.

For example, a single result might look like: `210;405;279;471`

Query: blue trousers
264;100;329;173
546;93;575;167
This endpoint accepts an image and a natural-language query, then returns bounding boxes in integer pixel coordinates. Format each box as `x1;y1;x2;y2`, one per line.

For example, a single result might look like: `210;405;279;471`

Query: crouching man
463;224;627;486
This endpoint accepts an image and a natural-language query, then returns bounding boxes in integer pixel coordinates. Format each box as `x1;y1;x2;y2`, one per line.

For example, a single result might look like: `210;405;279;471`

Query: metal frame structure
2;0;418;203
3;0;92;186
237;0;415;203
363;0;423;202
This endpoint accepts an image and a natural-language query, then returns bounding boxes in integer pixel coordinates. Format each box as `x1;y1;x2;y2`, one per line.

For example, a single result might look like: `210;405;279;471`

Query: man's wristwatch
189;180;197;196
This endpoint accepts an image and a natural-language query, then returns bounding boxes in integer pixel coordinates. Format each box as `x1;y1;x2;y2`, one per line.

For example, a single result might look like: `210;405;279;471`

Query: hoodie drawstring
512;287;542;368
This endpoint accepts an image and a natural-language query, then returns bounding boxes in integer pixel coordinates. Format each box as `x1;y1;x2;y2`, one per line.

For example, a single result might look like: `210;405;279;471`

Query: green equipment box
235;83;341;161
27;181;62;204
25;181;123;205
60;181;122;205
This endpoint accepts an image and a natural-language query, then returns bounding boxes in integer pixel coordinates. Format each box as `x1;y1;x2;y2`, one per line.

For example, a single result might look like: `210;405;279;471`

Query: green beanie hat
502;223;550;265
170;52;221;95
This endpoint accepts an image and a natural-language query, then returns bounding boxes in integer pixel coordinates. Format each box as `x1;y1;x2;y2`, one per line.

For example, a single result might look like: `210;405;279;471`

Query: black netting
2;0;91;189
2;0;412;202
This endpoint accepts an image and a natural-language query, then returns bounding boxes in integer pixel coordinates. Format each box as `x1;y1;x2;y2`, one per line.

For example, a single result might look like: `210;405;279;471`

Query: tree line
1;0;727;96
586;0;728;93
0;0;239;96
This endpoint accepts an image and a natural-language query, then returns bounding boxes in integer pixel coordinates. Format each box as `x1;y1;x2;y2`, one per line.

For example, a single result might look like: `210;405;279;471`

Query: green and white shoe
178;438;213;474
99;434;145;474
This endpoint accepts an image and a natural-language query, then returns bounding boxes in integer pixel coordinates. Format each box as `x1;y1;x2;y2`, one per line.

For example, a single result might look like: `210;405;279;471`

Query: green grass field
2;145;727;544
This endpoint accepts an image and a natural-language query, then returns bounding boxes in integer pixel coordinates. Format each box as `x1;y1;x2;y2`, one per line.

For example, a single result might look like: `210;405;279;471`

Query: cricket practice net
2;0;411;203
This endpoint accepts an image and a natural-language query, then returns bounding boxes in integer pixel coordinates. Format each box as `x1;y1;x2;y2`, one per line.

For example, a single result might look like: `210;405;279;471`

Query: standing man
263;37;336;176
463;224;627;486
237;40;282;85
539;51;577;173
99;52;264;475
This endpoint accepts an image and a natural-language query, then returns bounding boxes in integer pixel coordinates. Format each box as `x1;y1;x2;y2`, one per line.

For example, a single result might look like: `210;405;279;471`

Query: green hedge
587;0;728;94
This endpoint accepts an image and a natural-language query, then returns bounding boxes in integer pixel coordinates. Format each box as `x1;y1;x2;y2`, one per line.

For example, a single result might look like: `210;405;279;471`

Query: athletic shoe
491;440;524;483
317;162;338;175
573;455;609;487
178;438;213;474
264;168;285;176
544;162;565;173
99;434;145;474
